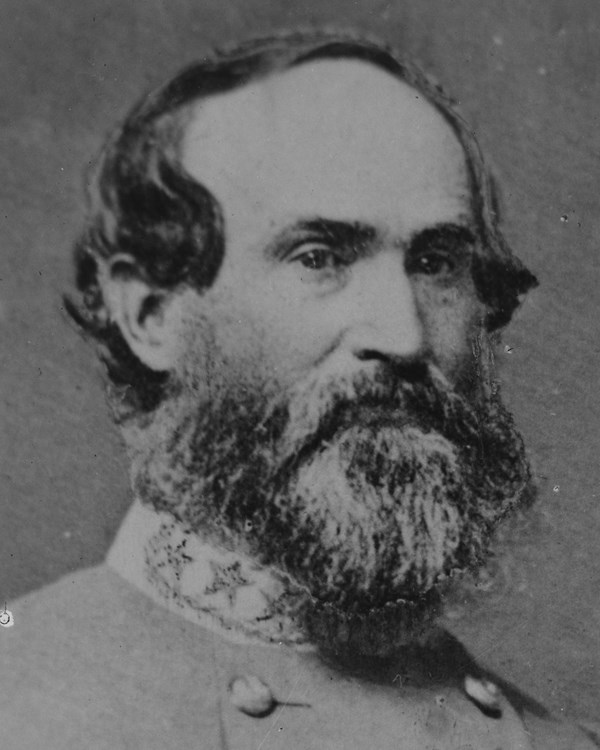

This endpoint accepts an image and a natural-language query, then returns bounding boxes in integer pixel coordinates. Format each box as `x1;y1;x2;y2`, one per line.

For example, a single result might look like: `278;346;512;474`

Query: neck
108;498;441;656
106;498;315;649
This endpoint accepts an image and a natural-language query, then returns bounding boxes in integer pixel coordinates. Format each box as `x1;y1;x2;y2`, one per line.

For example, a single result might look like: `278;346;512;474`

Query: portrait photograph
1;1;599;747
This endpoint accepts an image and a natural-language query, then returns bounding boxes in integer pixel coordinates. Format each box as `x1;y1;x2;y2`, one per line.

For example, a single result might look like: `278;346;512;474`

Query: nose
346;251;425;364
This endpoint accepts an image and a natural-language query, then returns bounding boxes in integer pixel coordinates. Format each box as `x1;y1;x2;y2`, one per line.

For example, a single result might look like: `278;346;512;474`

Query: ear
100;255;187;372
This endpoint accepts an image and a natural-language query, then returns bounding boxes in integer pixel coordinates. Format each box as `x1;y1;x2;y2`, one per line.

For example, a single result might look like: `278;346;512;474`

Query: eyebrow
265;217;476;261
406;223;477;256
265;218;377;261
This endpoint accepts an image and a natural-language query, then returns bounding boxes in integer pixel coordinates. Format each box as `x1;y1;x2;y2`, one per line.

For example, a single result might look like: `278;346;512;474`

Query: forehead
180;59;471;236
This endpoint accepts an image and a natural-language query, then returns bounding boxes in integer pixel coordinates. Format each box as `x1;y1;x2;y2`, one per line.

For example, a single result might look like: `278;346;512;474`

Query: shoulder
414;629;600;750
1;566;222;749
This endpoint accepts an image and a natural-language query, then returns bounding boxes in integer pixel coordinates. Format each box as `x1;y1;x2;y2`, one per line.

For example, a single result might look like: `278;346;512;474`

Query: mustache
253;362;481;468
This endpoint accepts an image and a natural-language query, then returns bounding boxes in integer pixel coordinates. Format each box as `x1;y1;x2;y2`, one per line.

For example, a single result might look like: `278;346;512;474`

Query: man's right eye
290;245;346;272
297;247;334;270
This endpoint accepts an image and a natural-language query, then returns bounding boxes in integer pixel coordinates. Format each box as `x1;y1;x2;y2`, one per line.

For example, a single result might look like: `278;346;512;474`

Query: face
177;59;482;401
125;60;529;647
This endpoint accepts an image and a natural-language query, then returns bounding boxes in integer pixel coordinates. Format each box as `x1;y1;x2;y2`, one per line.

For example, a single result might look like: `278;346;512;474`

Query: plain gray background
1;0;599;722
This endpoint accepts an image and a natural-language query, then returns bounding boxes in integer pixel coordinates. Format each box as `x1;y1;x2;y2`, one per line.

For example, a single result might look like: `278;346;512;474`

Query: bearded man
3;32;598;749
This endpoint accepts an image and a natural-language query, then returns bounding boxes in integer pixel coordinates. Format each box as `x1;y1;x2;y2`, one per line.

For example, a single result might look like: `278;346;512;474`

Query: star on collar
205;559;251;605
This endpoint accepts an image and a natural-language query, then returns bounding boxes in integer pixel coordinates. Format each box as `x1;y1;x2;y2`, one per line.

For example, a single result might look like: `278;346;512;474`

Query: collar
106;498;315;650
106;501;517;726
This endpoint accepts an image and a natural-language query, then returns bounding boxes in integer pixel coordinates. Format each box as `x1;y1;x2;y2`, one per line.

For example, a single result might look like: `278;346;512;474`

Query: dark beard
126;361;530;646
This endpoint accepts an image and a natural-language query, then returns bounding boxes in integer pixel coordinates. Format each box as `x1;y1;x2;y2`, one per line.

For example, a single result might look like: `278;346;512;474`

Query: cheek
417;283;484;381
180;293;335;399
188;313;272;395
222;277;346;383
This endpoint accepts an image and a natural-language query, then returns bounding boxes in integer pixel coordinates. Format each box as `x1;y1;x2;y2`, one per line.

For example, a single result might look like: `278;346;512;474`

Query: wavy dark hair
65;30;538;419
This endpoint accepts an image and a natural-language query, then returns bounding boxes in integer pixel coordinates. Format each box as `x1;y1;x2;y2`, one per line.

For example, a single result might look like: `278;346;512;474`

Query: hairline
150;41;482;204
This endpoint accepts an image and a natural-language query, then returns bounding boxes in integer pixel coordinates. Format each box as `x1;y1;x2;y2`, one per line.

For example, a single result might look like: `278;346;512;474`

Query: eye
297;247;336;270
291;244;351;272
411;250;457;276
406;245;472;281
405;226;475;281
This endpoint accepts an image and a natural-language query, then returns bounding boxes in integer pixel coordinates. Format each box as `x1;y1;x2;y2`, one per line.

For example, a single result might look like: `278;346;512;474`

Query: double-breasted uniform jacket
2;564;598;750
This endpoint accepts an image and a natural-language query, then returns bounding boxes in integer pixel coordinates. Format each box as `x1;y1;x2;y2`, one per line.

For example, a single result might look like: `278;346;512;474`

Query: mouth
277;398;433;473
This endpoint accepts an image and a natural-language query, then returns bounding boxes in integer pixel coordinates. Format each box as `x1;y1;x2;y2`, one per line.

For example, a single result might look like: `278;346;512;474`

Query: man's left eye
407;250;459;277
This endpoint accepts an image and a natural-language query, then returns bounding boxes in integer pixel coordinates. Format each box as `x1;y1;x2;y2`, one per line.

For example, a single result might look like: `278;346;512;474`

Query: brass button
464;675;502;717
229;674;276;718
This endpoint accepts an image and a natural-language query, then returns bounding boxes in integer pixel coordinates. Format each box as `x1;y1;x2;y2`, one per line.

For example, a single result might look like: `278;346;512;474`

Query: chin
246;425;470;611
128;361;532;654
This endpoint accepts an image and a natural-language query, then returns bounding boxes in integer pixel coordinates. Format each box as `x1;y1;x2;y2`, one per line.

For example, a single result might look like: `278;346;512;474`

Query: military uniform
2;561;598;749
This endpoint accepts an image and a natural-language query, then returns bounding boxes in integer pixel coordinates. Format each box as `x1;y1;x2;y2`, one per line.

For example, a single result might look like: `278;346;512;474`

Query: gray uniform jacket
2;566;598;749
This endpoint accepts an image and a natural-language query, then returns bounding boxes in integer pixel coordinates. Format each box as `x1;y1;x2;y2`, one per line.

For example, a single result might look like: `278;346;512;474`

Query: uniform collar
107;498;315;649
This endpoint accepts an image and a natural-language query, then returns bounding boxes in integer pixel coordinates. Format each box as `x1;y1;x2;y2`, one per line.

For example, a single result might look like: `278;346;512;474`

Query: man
3;31;598;748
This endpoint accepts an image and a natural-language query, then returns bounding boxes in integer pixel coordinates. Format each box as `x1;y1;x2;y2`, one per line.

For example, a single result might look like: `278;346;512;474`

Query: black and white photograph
1;2;599;747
